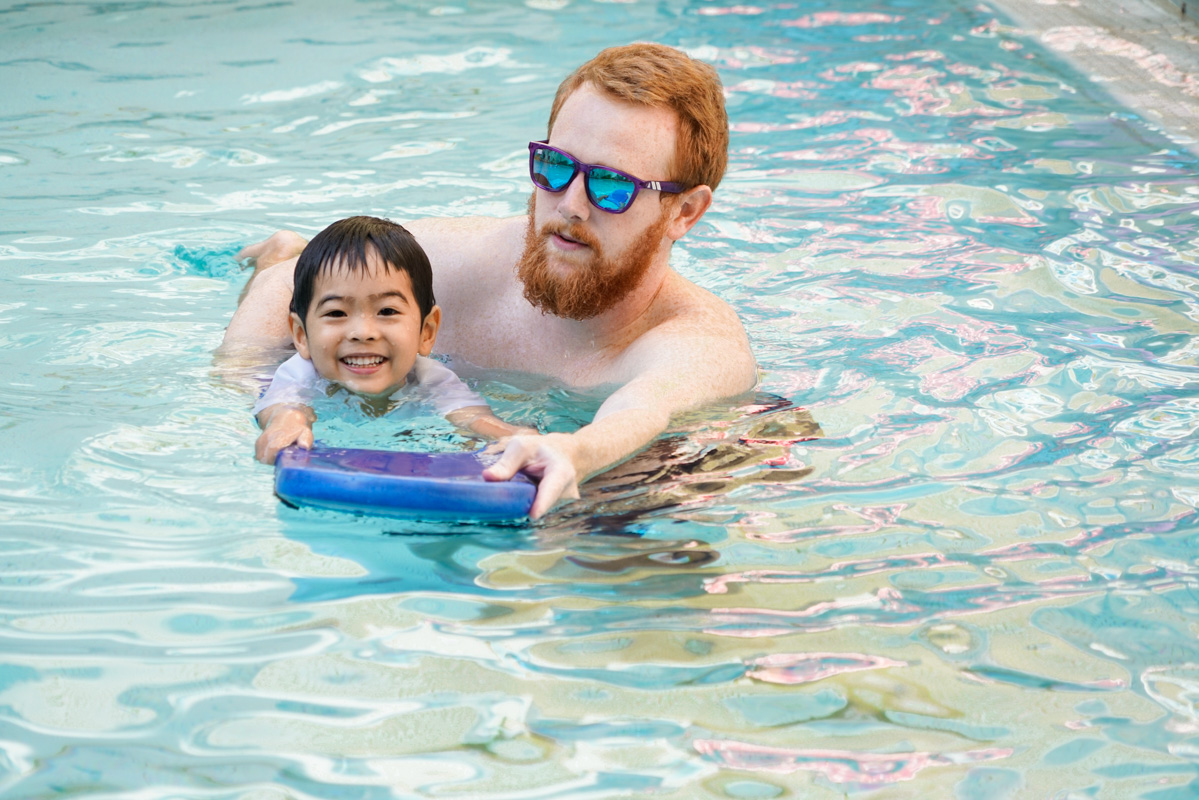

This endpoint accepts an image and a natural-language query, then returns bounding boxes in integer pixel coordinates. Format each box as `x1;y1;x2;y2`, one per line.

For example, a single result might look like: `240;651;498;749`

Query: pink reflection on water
885;144;979;173
909;194;946;220
693;739;1012;784
730;109;880;134
783;11;902;28
938;315;1025;345
994;440;1044;472
836;429;937;470
746;651;908;684
706;586;917;622
973;210;1041;227
855;34;916;44
1042;27;1199;97
776;128;990;173
740;522;868;544
700;578;1100;637
971;20;1001;38
881;187;1040;226
704;546;1104;628
887;50;946;63
707;46;800;69
771;369;821;396
870;64;1014;119
869;64;955;117
725;79;820;100
921;368;978;402
874;334;963;368
709;550;953;591
696;5;765;15
827;369;872;399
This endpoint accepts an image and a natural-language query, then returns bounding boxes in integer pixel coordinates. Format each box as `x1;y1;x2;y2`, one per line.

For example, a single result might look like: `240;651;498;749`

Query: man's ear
418;305;442;356
288;311;310;359
666;184;713;242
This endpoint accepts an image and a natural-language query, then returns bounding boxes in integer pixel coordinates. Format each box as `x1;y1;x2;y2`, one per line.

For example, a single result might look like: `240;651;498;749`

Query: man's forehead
551;84;678;174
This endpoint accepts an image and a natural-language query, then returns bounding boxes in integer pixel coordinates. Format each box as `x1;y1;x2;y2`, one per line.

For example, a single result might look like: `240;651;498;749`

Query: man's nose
556;173;591;222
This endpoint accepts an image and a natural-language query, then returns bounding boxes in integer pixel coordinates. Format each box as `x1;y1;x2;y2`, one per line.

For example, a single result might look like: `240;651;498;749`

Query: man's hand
255;405;316;464
237;230;308;271
482;433;582;520
223;232;309;349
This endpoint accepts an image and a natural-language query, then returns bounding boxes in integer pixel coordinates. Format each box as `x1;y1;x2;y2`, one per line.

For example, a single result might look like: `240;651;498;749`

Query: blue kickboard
274;446;535;520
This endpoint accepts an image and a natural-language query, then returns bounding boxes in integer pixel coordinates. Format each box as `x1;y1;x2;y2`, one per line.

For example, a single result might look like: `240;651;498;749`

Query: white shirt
253;353;486;418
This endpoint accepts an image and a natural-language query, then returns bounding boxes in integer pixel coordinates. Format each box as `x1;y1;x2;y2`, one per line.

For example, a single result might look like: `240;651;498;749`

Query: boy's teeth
343;356;384;366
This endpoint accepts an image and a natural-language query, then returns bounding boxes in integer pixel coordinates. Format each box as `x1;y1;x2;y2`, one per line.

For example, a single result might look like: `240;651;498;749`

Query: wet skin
224;86;757;518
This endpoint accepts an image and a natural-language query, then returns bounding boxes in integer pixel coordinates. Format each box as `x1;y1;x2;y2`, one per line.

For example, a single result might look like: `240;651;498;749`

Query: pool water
4;0;1199;797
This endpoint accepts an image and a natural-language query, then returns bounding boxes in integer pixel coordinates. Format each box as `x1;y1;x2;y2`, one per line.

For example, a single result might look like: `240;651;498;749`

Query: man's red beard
516;194;670;320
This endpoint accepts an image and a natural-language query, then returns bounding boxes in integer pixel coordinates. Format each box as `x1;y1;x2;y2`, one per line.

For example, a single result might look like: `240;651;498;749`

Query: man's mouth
551;230;587;248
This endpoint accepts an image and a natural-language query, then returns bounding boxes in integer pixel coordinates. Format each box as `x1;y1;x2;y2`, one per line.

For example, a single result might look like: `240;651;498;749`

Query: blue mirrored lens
532;147;575;190
587;168;635;211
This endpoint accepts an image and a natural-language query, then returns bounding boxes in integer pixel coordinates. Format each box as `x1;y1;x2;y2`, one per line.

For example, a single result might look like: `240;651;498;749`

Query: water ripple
4;0;1199;796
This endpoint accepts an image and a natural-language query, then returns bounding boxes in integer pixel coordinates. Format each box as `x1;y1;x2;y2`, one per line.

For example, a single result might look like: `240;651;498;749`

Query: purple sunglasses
527;141;685;214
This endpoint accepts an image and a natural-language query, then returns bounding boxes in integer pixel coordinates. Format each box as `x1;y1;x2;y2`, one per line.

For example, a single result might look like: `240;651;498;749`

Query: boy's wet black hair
290;216;435;327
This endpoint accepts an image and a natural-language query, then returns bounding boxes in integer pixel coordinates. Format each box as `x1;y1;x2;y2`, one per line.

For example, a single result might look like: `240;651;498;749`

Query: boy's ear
288;312;311;359
418;305;441;357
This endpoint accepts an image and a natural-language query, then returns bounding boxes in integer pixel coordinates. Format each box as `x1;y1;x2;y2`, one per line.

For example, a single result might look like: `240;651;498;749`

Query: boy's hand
255;405;316;464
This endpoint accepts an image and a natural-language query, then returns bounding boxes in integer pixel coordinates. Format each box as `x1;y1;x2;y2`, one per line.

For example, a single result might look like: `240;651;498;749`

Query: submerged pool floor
993;0;1199;153
3;0;1199;797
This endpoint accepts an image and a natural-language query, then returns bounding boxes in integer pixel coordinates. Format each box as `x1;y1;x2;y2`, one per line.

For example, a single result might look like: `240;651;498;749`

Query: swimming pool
4;0;1199;796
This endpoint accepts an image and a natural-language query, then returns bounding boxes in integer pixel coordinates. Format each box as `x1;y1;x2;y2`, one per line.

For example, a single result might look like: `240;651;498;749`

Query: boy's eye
322;309;347;318
378;307;400;316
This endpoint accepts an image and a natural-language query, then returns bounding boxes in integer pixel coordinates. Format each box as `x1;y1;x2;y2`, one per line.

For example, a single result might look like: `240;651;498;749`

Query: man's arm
219;231;308;353
484;315;757;519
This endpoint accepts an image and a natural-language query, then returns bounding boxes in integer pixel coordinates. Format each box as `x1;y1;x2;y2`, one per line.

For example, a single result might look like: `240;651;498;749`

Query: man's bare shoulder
407;215;525;272
622;271;756;396
658;271;748;336
405;216;529;353
407;214;520;238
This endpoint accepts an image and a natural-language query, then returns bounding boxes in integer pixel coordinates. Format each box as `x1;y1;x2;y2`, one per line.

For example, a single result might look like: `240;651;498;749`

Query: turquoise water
4;0;1199;797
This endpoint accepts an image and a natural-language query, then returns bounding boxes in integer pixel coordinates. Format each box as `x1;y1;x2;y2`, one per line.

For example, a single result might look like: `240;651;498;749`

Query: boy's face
289;252;440;398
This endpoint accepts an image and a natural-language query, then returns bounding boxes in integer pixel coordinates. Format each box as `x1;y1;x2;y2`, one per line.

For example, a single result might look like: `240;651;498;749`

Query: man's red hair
547;43;729;192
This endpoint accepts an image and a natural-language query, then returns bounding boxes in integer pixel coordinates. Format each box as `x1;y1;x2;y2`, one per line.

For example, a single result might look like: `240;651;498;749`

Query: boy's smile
289;251;440;399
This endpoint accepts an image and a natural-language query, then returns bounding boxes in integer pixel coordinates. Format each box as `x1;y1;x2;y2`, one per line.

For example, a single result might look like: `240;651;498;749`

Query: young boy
253;216;530;463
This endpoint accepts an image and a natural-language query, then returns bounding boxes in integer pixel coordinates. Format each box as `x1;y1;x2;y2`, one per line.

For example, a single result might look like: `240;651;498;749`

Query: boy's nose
348;313;378;340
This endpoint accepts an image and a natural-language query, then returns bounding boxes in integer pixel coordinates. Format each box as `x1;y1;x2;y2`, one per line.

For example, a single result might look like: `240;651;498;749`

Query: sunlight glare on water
3;0;1199;797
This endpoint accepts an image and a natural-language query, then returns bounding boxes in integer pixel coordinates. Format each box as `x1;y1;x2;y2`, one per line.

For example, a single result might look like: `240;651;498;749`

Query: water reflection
5;0;1199;796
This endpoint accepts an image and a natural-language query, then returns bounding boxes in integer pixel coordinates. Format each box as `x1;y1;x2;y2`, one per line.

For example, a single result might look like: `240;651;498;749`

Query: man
222;43;757;519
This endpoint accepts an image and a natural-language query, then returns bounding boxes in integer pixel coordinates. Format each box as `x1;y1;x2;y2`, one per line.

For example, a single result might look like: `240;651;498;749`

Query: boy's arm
446;405;538;439
250;354;322;463
255;403;316;464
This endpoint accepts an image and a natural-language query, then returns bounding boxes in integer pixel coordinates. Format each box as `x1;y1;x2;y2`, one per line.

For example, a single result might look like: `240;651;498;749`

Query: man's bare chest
438;301;624;387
